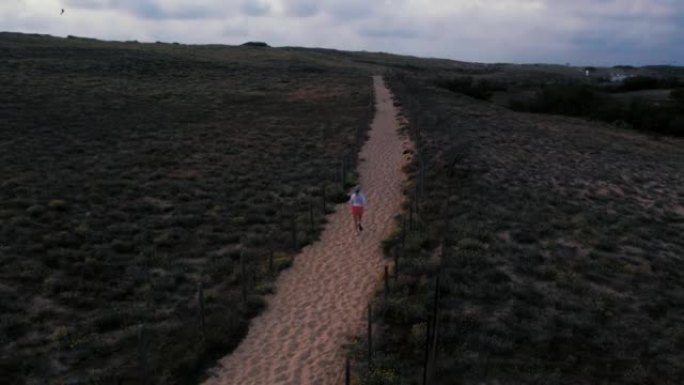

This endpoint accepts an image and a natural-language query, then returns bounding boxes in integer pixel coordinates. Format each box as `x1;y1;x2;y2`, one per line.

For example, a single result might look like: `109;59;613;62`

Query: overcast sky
2;0;683;66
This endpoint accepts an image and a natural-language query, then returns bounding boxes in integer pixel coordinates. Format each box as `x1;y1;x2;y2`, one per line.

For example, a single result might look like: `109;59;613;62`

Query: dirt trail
203;76;409;385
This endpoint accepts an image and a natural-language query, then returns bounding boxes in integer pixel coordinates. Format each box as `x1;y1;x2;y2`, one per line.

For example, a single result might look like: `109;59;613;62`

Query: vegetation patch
351;69;684;384
0;33;373;384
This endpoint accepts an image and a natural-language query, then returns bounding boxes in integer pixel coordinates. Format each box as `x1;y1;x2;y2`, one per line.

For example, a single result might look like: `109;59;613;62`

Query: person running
349;185;367;232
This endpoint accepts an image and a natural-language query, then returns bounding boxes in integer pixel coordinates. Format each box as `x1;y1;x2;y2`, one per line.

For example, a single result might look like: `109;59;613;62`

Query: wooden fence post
345;357;351;385
322;183;327;213
428;274;442;383
394;246;400;280
401;217;407;253
341;159;346;189
269;250;274;276
309;198;314;234
292;216;298;250
367;305;373;369
240;252;247;306
444;188;451;239
414;184;420;215
420;160;426;197
384;266;389;303
198;283;206;340
409;198;414;230
422;315;432;385
137;325;149;385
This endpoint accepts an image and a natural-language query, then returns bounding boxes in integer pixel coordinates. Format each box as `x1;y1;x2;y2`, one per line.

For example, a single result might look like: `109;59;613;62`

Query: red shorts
351;206;364;215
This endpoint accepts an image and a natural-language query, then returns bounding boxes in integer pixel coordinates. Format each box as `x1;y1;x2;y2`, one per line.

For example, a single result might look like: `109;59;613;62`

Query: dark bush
626;98;684;136
621;76;659;91
436;77;496;100
530;84;603;117
241;41;269;47
510;83;684;137
665;115;684;136
93;311;126;332
671;89;684;106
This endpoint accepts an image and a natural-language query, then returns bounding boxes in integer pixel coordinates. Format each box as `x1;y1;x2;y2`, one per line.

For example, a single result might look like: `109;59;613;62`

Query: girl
349;186;367;231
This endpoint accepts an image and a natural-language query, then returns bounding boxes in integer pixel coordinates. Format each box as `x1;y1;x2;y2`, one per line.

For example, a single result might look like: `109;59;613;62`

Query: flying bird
61;8;65;15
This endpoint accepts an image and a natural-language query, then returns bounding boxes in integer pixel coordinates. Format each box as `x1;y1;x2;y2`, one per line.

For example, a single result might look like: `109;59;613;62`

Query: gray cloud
240;0;271;17
63;0;228;20
358;27;423;40
285;1;319;18
63;0;109;9
223;22;249;37
3;0;683;65
324;0;377;20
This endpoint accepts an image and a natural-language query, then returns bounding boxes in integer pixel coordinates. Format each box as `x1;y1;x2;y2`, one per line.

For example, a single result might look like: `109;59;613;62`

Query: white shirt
349;192;366;207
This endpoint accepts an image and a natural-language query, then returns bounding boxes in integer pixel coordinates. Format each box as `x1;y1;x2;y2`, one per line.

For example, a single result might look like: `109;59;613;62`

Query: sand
202;76;409;385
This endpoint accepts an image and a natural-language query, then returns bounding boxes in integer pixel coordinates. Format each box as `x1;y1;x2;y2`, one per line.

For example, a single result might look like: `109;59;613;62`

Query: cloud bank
1;0;682;65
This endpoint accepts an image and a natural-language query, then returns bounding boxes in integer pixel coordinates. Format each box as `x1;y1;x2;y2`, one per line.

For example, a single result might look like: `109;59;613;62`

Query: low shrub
621;76;659;91
361;367;400;385
241;41;269;47
671;88;684;106
435;77;502;100
510;83;684;136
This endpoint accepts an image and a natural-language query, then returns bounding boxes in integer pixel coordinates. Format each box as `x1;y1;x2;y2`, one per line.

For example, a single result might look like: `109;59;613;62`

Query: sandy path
203;76;408;385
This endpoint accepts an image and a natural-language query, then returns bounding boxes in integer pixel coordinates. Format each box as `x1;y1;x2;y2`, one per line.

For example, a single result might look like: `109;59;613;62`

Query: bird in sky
61;8;65;15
